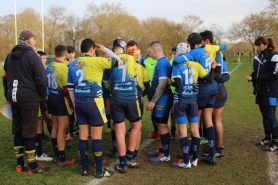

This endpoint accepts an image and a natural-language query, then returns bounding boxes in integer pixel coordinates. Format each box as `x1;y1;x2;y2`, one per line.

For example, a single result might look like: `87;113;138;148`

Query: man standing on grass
46;45;77;167
103;37;142;173
3;30;50;174
200;30;230;158
146;41;173;163
68;38;123;177
173;33;226;165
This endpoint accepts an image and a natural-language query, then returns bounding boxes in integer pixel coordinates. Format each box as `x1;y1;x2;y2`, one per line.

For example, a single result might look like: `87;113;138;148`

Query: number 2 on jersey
76;69;86;86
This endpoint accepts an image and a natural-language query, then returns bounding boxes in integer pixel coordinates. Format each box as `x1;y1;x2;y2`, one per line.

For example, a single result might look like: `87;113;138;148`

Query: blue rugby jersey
151;57;172;94
103;53;138;102
173;46;219;97
68;56;113;100
172;62;208;104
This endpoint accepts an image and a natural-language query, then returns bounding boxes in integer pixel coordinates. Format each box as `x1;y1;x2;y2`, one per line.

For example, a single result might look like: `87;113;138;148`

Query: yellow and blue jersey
104;53;137;102
151;57;172;94
46;61;68;96
63;59;70;66
68;56;113;100
172;62;208;103
174;47;219;96
204;45;224;63
136;63;150;94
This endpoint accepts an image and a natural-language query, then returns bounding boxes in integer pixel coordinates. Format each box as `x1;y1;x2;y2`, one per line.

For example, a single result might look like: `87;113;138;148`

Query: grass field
0;56;272;185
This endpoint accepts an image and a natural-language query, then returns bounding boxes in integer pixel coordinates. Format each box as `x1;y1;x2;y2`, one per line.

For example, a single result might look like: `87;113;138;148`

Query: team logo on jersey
120;57;129;63
75;62;86;68
263;59;267;63
204;50;211;57
50;66;56;72
184;63;192;68
156;105;163;110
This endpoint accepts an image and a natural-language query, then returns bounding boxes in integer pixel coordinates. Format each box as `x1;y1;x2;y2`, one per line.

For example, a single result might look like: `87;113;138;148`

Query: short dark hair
172;45;177;52
127;40;138;47
67;45;76;53
54;45;67;57
200;30;213;44
37;51;46;56
187;33;202;49
148;41;163;52
81;38;95;53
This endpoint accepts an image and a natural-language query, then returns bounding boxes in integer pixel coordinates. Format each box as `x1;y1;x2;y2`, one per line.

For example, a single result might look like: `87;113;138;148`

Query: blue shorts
111;99;141;124
173;103;198;124
40;101;48;114
47;94;69;116
256;96;278;106
197;94;216;108
214;86;228;108
75;98;107;126
153;93;173;120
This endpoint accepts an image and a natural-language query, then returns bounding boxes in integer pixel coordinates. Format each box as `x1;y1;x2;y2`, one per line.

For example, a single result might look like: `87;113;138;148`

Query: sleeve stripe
159;77;167;79
182;55;189;61
271;55;278;62
172;75;181;78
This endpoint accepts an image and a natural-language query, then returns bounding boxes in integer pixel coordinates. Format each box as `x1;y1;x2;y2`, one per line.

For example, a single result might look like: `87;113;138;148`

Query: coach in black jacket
246;36;278;152
3;30;50;174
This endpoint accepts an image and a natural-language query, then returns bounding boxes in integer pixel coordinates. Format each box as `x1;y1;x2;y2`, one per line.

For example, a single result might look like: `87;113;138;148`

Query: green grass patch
0;63;271;185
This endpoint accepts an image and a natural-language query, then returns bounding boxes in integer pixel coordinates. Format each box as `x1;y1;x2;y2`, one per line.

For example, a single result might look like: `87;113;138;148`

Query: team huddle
3;29;231;178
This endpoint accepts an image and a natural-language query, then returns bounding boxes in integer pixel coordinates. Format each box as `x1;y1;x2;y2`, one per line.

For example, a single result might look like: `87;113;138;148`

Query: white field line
87;139;154;185
229;59;278;185
229;59;241;75
268;152;278;185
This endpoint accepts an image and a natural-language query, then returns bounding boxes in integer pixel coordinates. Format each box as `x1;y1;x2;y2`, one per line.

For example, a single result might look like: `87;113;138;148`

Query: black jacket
3;44;47;105
250;50;278;97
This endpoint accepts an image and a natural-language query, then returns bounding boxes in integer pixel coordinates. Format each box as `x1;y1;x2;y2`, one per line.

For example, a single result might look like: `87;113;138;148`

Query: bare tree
86;2;141;47
182;15;204;33
227;11;276;54
0;15;15;60
63;14;90;52
207;24;225;44
44;5;67;54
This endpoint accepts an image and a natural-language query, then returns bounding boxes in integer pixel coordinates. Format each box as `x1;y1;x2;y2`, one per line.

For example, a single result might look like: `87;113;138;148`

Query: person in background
144;56;160;141
46;45;76;166
127;40;146;65
37;51;52;141
35;51;53;162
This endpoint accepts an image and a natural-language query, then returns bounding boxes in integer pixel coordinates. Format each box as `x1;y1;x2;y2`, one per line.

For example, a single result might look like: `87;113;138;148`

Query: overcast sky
0;0;270;31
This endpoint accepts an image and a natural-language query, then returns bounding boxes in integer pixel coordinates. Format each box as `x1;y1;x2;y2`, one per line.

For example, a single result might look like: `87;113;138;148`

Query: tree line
0;1;277;61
